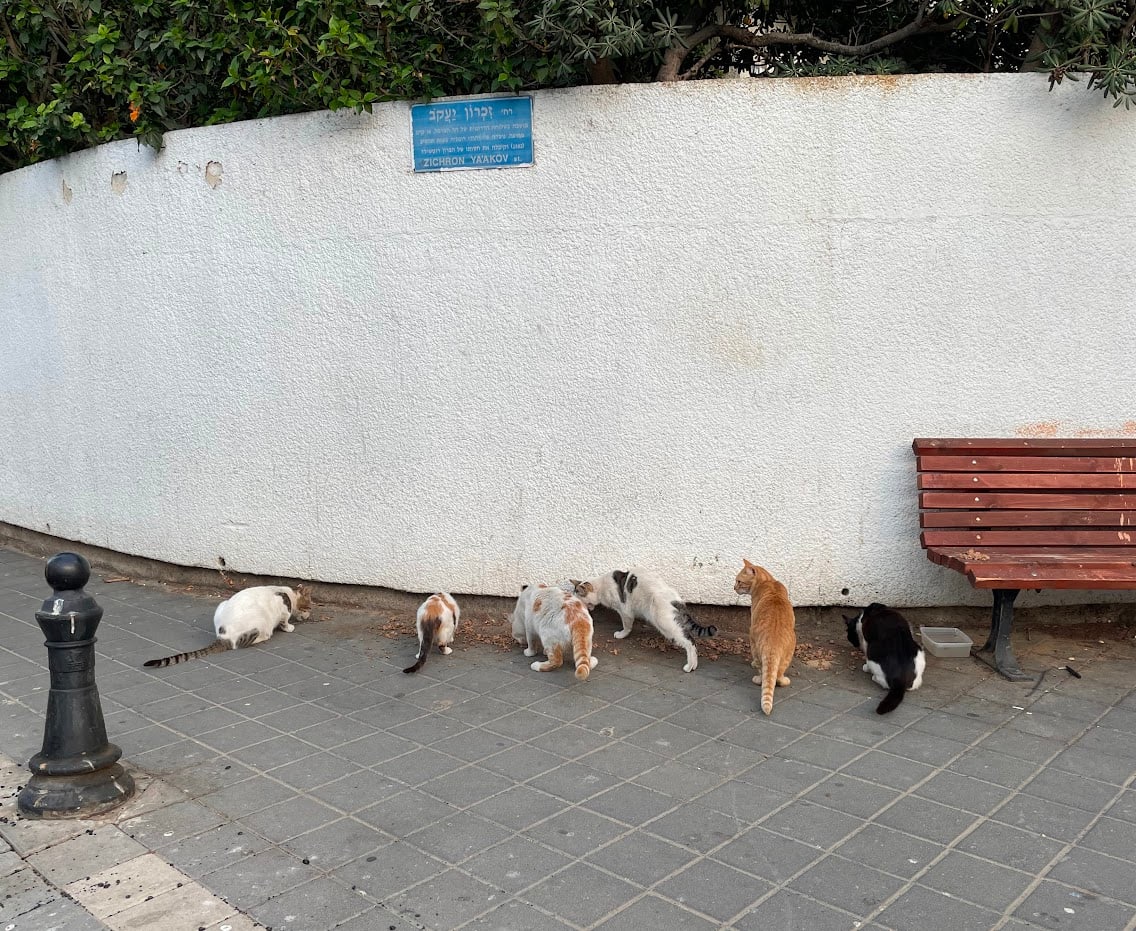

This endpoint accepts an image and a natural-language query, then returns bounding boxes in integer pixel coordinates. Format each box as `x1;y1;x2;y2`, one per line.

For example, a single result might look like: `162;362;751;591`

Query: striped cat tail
674;601;717;639
144;638;230;668
567;606;594;681
876;683;907;715
760;653;775;715
403;615;439;674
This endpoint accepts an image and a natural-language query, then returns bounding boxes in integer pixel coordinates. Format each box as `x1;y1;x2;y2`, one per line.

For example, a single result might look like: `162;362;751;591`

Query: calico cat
404;592;460;674
512;583;597;680
844;602;926;714
576;568;713;673
144;585;311;667
733;560;796;715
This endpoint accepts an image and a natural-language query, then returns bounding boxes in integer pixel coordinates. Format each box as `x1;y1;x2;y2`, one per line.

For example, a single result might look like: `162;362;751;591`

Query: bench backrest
913;438;1136;550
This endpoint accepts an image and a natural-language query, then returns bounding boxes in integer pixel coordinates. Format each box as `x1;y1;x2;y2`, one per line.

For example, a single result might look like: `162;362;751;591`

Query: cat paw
861;663;869;672
530;661;546;672
440;646;452;654
614;629;632;639
751;674;762;685
281;622;295;632
777;676;791;686
683;661;696;673
523;648;537;657
589;656;599;668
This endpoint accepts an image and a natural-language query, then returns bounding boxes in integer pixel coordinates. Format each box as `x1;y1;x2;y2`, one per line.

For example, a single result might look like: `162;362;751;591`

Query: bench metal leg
973;588;1032;681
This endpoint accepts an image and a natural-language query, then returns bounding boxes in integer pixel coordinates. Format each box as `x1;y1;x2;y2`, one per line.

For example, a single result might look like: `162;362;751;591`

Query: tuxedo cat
845;603;926;714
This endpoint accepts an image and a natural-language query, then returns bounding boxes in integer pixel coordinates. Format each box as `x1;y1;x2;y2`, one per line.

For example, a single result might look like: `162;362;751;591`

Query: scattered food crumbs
961;549;989;561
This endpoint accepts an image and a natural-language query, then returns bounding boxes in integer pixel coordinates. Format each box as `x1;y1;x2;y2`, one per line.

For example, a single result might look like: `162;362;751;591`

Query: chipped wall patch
110;171;127;195
204;161;223;189
62;180;73;204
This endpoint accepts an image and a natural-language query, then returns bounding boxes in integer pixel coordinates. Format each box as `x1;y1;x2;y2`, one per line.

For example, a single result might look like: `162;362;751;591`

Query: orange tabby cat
734;559;796;715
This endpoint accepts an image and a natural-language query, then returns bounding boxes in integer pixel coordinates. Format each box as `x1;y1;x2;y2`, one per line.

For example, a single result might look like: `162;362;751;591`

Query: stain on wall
1017;421;1136;438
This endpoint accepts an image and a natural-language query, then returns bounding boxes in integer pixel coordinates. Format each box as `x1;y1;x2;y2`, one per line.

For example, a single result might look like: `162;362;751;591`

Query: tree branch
657;24;726;82
679;37;722;81
0;13;23;62
657;8;963;82
1122;1;1136;41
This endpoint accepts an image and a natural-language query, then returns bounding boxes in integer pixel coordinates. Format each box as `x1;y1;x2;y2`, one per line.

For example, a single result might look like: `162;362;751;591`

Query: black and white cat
575;568;715;673
844;602;925;714
144;585;311;667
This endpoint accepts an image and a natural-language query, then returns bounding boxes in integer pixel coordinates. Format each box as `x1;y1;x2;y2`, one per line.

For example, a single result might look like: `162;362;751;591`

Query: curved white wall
3;74;1136;606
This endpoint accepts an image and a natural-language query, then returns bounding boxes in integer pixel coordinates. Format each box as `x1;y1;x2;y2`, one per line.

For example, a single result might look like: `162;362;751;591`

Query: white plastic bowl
920;626;974;658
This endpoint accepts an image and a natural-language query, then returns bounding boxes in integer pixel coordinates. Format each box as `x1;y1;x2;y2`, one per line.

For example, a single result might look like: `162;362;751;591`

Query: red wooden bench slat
964;566;1136;589
920;492;1136;510
914;438;1136;455
919;472;1136;490
927;546;1136;565
921;529;1136;547
917;455;1136;473
920;510;1136;528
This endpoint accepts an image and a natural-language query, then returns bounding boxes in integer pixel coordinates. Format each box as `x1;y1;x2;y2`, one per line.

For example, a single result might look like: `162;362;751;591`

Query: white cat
144;585;311;667
404;592;460;673
575;568;714;673
511;583;598;680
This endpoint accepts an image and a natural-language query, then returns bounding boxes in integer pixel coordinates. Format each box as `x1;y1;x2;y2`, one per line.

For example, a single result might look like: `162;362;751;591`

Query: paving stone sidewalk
1;546;1135;931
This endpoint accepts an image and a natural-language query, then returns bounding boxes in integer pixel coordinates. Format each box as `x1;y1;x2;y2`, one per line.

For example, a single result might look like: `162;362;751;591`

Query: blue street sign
411;97;534;173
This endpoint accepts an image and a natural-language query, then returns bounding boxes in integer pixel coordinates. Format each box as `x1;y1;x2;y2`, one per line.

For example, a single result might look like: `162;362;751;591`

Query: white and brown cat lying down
144;585;311;667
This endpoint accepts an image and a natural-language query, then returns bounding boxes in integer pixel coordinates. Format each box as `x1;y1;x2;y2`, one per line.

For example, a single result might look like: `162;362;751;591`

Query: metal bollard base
18;763;135;819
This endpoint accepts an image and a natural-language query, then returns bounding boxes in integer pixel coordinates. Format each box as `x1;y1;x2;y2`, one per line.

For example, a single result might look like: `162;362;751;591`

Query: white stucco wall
2;74;1135;606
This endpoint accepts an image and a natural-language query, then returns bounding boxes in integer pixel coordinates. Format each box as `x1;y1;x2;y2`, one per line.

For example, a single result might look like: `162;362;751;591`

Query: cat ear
742;558;755;569
569;579;582;588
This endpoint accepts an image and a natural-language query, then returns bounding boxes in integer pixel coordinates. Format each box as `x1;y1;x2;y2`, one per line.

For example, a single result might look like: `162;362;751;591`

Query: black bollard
17;553;135;818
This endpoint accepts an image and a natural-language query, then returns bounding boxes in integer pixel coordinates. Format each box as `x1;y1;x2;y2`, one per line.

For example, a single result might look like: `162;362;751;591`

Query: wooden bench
914;438;1136;680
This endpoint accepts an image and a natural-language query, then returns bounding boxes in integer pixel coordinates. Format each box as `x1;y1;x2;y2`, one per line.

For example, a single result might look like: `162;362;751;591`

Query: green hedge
0;0;564;171
3;1;1134;173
